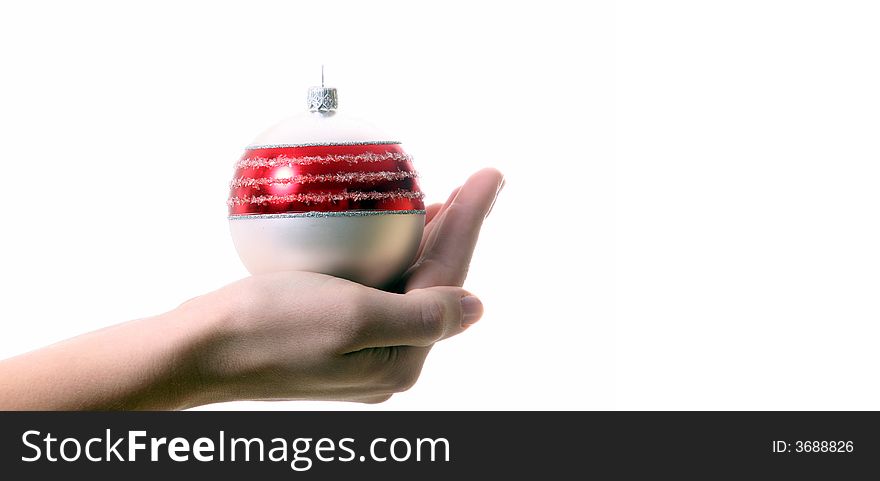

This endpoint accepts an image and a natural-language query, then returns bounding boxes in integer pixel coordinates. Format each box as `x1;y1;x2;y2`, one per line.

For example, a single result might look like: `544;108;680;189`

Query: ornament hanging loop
308;66;337;113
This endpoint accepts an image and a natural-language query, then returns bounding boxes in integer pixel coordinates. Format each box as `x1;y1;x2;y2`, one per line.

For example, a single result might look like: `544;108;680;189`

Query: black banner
0;412;875;477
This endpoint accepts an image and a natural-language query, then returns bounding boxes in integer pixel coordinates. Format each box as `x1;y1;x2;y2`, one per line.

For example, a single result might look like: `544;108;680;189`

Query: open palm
399;167;505;293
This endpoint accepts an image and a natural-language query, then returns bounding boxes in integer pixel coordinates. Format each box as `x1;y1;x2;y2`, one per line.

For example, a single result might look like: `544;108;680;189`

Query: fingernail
485;178;506;219
460;296;484;327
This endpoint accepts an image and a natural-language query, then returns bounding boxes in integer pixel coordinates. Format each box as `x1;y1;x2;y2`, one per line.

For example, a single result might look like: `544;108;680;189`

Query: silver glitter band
230;170;418;188
246;141;401;150
227;189;424;206
229;209;426;220
235;152;412;169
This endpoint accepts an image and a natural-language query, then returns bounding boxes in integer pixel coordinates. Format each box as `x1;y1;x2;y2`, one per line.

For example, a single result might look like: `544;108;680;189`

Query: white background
0;1;877;410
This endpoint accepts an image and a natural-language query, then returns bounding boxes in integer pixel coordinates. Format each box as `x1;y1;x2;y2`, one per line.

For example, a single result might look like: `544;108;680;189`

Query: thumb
352;287;484;349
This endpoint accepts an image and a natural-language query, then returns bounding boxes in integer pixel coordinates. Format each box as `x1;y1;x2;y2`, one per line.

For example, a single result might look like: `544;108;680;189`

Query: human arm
0;168;503;410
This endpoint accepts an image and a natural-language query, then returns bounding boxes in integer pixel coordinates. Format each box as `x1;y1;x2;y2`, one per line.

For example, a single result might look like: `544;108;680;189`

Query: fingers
343;286;483;351
424;203;443;225
418;186;462;258
325;170;499;401
407;168;504;290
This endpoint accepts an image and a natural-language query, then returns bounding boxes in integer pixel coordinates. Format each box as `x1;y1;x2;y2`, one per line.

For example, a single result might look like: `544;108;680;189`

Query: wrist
160;291;240;409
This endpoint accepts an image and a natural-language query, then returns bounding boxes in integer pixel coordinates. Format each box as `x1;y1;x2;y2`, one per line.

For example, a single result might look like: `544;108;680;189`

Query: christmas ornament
228;76;425;288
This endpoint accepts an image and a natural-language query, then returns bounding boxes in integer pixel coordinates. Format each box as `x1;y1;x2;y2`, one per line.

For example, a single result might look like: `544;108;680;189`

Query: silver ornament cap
307;86;337;112
307;66;338;112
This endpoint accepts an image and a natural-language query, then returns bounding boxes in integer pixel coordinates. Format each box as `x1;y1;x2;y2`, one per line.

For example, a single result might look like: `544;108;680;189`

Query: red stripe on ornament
228;143;423;215
230;170;418;188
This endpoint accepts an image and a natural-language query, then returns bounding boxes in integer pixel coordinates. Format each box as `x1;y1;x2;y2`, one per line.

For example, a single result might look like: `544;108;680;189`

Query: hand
0;168;504;410
403;167;505;291
184;272;480;405
188;168;505;406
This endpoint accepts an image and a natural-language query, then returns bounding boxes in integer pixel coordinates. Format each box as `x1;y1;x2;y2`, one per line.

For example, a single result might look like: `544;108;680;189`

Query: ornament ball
228;79;425;288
